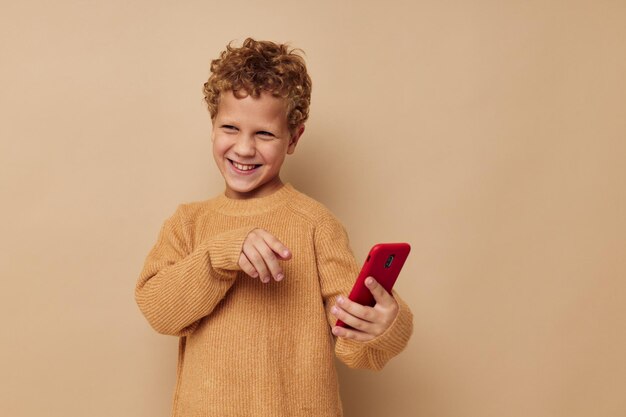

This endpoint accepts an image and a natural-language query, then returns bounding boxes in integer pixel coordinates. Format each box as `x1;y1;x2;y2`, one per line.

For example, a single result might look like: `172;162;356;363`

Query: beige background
1;1;625;416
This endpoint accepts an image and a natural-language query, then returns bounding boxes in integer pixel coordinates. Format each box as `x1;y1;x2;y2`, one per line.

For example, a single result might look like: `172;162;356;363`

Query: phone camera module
384;254;395;269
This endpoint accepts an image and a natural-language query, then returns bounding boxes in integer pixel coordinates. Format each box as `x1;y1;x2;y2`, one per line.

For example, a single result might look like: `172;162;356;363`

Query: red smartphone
336;242;411;328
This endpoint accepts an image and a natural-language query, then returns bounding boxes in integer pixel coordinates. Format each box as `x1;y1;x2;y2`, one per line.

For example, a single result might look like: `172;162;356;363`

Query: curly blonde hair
203;38;312;133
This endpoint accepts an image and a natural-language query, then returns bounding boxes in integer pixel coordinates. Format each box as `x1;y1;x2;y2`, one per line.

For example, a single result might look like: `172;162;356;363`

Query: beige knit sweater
135;184;413;417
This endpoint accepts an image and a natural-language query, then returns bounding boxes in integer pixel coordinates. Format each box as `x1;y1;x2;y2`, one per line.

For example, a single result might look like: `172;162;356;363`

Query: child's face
211;90;303;199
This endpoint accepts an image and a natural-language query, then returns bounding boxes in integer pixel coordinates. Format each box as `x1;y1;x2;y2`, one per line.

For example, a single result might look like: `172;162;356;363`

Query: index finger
257;229;291;260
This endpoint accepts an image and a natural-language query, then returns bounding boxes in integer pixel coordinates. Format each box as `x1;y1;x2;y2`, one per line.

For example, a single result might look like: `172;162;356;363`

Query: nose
233;134;256;157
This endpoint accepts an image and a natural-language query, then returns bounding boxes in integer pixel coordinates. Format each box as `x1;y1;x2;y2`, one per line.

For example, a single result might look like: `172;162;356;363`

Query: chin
225;179;260;195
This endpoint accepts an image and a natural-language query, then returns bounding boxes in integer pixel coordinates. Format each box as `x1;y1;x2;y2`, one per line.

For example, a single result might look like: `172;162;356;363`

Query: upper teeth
232;161;257;171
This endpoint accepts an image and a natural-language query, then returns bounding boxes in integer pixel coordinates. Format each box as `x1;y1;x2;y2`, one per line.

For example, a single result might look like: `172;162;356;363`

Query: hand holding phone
335;243;410;329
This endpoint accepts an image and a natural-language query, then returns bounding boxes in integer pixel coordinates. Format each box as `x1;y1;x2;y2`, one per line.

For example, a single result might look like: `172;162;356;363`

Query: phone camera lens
385;254;395;268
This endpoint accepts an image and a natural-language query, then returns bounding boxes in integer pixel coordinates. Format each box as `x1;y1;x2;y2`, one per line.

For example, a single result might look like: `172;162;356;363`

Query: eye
257;130;276;140
221;124;238;132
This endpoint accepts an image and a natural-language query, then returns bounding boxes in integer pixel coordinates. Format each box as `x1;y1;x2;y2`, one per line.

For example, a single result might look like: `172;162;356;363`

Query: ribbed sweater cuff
362;292;413;354
201;226;258;279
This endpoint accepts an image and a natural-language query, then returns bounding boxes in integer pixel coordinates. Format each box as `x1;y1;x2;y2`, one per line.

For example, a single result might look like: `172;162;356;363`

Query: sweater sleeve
315;214;413;371
135;205;256;337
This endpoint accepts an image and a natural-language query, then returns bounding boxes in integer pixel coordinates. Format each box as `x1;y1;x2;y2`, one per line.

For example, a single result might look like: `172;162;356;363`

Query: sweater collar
213;183;295;216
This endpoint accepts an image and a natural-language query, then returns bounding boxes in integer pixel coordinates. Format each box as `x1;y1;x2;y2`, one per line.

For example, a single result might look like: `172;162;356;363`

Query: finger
335;296;376;323
238;253;258;279
365;277;394;306
331;305;372;332
252;240;284;281
243;244;271;283
332;325;374;342
257;229;291;260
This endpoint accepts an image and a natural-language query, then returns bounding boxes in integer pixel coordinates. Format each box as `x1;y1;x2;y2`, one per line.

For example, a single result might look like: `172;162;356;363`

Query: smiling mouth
228;159;262;171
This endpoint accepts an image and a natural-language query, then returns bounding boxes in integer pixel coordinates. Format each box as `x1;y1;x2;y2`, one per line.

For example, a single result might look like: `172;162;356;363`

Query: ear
287;125;305;155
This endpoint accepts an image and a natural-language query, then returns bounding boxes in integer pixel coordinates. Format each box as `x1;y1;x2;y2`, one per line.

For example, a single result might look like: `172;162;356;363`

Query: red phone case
335;242;411;328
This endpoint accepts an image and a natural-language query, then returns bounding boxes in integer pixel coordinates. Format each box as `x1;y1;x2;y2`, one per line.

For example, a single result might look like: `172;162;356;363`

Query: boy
135;38;413;417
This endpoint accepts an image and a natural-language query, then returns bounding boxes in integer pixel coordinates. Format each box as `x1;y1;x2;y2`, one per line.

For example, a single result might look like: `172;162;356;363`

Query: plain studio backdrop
1;1;625;416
